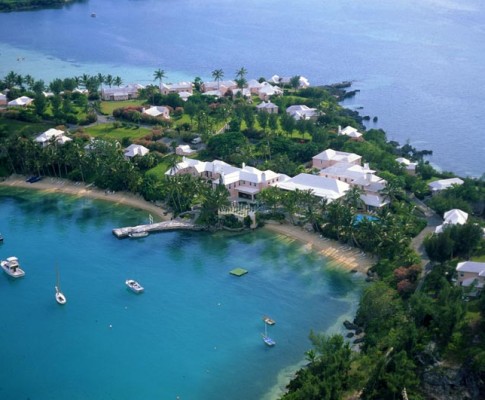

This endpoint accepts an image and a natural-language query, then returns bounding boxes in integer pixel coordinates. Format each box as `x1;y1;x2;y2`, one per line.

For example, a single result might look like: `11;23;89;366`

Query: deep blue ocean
0;188;362;400
0;0;484;177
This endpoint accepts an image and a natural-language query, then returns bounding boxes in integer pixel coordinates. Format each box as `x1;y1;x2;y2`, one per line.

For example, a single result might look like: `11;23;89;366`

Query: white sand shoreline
0;175;374;272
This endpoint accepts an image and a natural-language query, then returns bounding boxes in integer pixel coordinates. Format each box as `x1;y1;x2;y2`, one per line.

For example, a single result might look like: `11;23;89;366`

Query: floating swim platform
229;268;248;277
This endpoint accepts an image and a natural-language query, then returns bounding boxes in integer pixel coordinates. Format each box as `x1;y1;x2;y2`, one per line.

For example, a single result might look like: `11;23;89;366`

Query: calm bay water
0;0;484;177
0;188;362;400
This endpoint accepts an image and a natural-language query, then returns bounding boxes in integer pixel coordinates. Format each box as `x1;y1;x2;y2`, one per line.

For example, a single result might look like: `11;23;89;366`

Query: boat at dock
1;256;25;278
263;316;275;325
126;279;144;293
128;231;149;239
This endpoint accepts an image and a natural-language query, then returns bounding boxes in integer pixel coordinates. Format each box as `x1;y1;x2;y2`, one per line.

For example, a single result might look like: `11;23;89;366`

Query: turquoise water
0;188;363;400
0;0;484;177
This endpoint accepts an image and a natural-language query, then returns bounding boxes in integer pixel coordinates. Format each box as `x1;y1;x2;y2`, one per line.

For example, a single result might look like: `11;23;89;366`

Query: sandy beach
0;175;171;221
263;222;375;273
0;175;374;272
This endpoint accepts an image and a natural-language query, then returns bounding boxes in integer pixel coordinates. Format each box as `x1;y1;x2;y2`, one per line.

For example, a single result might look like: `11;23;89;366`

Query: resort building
256;101;279;114
160;82;193;95
428;177;464;194
258;82;283;101
286;105;319;120
175;145;196;156
101;84;144;101
124;144;149;159
177;91;193;101
202;80;238;96
456;261;485;294
166;158;284;203
274;173;349;202
435;209;469;234
0;93;7;106
231;88;251;99
8;96;33;107
396;157;418;175
34;128;72;147
269;75;310;88
338;125;363;139
246;79;263;94
312;149;362;169
142;106;170;119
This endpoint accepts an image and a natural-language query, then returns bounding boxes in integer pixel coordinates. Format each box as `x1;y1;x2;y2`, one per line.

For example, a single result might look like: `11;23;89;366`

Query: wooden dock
112;220;204;238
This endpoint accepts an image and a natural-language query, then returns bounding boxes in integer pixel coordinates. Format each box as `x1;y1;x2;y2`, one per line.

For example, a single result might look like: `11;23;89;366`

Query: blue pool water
354;214;379;224
0;188;363;400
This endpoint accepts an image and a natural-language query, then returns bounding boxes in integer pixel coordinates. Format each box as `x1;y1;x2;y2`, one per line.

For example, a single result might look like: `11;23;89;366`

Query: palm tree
153;68;166;87
211;69;224;89
113;76;123;87
235;66;247;93
105;74;114;88
342;186;364;212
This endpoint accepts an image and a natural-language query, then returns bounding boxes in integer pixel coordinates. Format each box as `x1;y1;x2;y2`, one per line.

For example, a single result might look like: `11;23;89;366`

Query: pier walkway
112;220;203;238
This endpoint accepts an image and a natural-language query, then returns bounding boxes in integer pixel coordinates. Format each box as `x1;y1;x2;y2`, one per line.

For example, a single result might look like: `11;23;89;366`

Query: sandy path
263;222;375;273
0;175;171;221
0;175;374;272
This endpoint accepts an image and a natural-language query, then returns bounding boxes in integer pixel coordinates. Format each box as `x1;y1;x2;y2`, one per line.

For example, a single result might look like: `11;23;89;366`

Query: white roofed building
429;178;464;194
435;209;469;234
176;145;196;156
166;158;284;203
456;261;485;294
160;82;193;95
101;84;144;101
256;101;278;114
286;105;319;120
269;75;310;88
312;149;362;169
274;173;349;202
258;82;283;101
8;96;33;107
34;128;72;147
202;80;237;96
142;106;170;119
247;79;263;94
396;157;418;175
338;125;363;139
124;144;149;158
0;93;7;106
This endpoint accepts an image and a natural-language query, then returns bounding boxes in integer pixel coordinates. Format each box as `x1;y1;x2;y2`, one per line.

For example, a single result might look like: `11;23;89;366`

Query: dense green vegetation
1;69;485;398
0;0;84;12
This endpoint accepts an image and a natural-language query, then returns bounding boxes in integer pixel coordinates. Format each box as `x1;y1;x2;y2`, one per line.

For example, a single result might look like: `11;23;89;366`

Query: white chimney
338;125;342;135
242;162;246;169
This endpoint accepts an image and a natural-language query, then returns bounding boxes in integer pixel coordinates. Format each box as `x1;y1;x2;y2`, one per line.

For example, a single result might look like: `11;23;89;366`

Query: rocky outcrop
421;363;482;400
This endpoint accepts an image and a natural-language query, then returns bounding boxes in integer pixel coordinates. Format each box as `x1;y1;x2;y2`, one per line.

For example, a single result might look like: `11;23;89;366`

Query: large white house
274;173;350;202
338;125;363;139
202;80;238;96
286;105;319;120
256;101;278;114
142;106;170;119
258;82;283;101
435;209;469;234
160;82;193;95
456;261;485;294
166;158;283;202
101;84;144;101
269;75;310;88
124;144;149;158
312;149;362;169
8;96;33;107
428;178;464;194
34;128;72;147
396;157;418;175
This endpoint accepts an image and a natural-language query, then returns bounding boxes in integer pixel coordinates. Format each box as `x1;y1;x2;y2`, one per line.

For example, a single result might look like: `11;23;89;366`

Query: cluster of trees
0;0;84;12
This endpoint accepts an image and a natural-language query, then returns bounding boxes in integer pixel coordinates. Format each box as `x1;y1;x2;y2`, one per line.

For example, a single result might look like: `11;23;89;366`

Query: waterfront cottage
34;128;72;147
396;157;418;175
160;82;193;95
286;105;319;120
428;177;464;194
124;144;149;158
338;125;363;138
202;80;237;96
166;158;283;203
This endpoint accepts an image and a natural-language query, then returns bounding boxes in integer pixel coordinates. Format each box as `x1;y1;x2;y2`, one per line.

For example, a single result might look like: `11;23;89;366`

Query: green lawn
100;100;146;116
84;123;151;140
146;159;171;178
0;117;56;137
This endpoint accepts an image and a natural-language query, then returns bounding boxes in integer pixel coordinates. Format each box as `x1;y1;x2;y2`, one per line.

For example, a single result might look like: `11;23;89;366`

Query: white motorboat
128;231;149;238
1;256;25;278
126;279;144;293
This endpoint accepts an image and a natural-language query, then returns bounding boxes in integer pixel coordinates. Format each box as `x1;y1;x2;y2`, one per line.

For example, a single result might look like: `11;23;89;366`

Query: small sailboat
55;267;67;305
263;315;275;325
262;320;276;347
